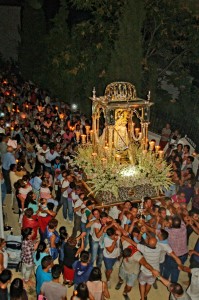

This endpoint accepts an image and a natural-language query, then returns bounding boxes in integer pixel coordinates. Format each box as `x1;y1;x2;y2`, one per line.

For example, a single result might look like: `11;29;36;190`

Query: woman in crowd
21;228;38;284
72;282;94;300
10;278;28;300
26;191;38;214
45;218;60;260
33;241;48;271
22;208;38;240
87;267;110;300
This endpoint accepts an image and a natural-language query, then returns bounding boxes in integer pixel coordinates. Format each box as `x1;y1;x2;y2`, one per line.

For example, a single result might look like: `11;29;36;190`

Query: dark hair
51;264;62;279
75;282;89;300
100;212;108;219
24;208;34;218
158;207;166;214
0;269;12;284
47;202;54;211
69;182;76;189
48;218;58;229
170;283;184;296
124;200;132;207
172;216;181;228
144;196;151;202
123;247;132;258
106;227;115;237
132;227;140;234
80;250;90;263
160;229;169;240
92;208;100;215
59;226;67;235
184;144;190;151
10;164;16;171
21;227;32;240
35;241;47;261
88;267;102;281
41;255;53;269
187;156;194;163
86;200;93;207
10;278;26;300
26;191;36;205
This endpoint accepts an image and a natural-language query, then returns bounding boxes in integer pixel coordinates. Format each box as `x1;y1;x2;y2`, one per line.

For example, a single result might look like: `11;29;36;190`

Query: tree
107;0;145;93
142;0;199;90
18;0;46;81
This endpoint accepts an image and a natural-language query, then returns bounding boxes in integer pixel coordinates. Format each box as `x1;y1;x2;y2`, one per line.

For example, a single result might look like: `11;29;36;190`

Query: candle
59;113;64;120
101;157;107;167
11;127;14;131
155;145;160;152
149;141;155;150
85;125;90;134
89;130;93;141
115;154;121;163
75;131;80;143
92;152;97;159
104;146;109;156
81;134;86;144
158;150;164;159
135;128;140;136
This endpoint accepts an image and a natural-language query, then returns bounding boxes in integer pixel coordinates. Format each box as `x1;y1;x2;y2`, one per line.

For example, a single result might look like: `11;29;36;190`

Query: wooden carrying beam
81;179;166;209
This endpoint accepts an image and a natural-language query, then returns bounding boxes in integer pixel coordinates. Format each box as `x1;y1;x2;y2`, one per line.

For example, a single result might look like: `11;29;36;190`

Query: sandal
115;281;123;290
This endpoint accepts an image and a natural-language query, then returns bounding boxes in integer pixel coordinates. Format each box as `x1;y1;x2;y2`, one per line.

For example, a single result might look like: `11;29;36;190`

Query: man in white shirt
103;227;120;287
44;147;58;173
122;235;177;300
90;211;109;268
35;142;49;172
71;192;85;238
115;238;159;300
60;172;73;221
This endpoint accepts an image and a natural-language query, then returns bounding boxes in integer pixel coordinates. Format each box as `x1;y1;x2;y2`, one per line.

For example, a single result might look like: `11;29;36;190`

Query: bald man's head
148;237;157;249
7;146;14;153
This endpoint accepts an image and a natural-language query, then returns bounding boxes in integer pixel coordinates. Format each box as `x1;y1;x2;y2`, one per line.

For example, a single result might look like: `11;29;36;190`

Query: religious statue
114;109;129;151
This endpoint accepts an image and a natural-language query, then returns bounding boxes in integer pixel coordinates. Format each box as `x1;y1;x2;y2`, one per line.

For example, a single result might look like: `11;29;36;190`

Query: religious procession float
75;82;172;206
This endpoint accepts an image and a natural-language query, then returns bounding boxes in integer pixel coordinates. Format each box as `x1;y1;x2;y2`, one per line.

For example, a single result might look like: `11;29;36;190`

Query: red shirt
22;215;38;240
38;215;53;233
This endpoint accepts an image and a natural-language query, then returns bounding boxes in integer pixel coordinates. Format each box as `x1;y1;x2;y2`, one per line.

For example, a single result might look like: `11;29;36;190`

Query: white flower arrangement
75;144;172;200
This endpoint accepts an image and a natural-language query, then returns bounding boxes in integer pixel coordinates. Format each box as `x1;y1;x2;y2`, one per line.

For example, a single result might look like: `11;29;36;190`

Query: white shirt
158;242;172;263
91;222;102;242
44;151;59;167
137;243;162;276
61;179;69;197
71;192;80;207
187;268;199;300
103;235;120;258
74;199;83;216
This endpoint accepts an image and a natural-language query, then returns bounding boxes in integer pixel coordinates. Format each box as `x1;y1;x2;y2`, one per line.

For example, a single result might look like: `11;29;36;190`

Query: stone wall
0;6;21;60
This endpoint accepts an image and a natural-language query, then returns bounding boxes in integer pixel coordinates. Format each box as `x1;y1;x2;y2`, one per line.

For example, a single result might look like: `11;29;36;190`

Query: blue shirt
73;260;93;285
36;265;52;294
30;176;42;191
2;152;16;170
33;252;48;269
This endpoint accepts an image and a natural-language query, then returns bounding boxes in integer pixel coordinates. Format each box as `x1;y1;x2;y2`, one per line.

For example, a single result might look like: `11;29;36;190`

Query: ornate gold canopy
90;82;153;161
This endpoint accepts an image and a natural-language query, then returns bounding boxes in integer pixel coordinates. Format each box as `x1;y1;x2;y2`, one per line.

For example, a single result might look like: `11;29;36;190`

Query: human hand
81;232;87;238
188;250;195;256
152;269;160;277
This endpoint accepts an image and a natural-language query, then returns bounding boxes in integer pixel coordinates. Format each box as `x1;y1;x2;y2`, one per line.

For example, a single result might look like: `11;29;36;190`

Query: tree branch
158;49;188;78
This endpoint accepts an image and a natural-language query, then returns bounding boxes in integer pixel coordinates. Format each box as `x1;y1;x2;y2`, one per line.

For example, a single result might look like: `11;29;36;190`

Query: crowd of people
0;67;199;300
